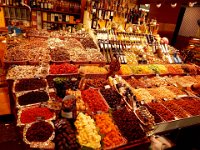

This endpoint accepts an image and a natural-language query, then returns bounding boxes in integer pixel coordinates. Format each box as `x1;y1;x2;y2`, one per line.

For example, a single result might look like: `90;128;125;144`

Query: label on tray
104;85;111;89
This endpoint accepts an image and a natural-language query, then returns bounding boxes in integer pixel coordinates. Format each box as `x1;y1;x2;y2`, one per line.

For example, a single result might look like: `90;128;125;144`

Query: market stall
4;29;200;150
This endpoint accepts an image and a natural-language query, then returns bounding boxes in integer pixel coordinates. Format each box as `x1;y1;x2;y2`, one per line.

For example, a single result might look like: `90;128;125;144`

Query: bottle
61;95;76;122
33;0;36;8
44;0;48;9
40;0;44;8
47;0;51;10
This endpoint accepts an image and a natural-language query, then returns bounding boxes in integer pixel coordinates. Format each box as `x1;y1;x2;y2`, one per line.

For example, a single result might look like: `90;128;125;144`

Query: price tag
104;85;111;89
36;116;45;121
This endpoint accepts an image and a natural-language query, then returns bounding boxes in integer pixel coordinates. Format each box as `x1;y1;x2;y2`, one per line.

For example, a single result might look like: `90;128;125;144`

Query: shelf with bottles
31;8;81;16
43;20;76;25
29;0;81;14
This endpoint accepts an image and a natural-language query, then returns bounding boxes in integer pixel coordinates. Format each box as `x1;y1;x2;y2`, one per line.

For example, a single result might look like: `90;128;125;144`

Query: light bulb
171;3;177;8
156;3;162;8
189;2;197;7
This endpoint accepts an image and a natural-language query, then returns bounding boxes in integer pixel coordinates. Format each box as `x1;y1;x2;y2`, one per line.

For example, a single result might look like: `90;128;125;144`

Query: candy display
147;102;175;121
148;64;168;74
6;65;49;80
79;66;108;74
132;88;155;103
50;63;78;74
5;38;48;62
125;77;146;88
17;90;49;106
118;64;133;75
130;65;154;74
75;112;101;149
143;104;163;123
112;107;146;141
25;121;54;142
94;113;127;148
174;98;200;116
79;38;98;49
181;64;198;75
54;119;80;150
81;88;109;113
100;88;123;109
50;47;70;62
83;78;109;89
14;78;47;92
161;101;189;119
19;106;54;124
147;87;176;101
139;76;169;88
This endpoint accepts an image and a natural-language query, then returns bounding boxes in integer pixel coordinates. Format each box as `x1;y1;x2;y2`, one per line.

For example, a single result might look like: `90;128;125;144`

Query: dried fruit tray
17;104;56;126
23;120;55;148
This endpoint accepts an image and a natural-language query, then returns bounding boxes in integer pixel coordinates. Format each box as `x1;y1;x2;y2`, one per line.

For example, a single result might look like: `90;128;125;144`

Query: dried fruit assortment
79;66;108;74
81;88;109;113
147;102;175;121
147;87;176;101
112;108;146;141
100;88;123;109
17;90;49;106
25;121;54;142
118;65;133;75
75;112;101;149
14;78;47;92
54;119;80;150
50;63;78;74
84;78;109;89
161;101;189;119
94;113;126;148
132;88;155;103
6;65;49;80
174;98;200;116
20;107;54;124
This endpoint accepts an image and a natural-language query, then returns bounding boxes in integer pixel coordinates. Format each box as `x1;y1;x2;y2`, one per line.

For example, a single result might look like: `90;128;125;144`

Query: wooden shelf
43;20;76;25
32;8;81;16
0;5;28;9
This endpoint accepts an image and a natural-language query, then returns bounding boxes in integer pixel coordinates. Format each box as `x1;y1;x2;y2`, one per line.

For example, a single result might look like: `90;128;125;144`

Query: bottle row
30;0;81;13
0;0;81;14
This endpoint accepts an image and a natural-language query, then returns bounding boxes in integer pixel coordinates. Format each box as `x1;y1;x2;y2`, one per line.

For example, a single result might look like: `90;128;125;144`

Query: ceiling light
171;3;177;8
156;3;162;8
189;2;197;7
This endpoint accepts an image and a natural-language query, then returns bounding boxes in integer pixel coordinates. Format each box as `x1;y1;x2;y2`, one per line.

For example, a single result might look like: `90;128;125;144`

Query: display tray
17;104;56;126
14;89;50;108
50;60;71;64
26;35;49;39
28;61;50;65
151;114;200;135
4;61;28;69
89;61;107;65
84;73;108;79
12;79;48;93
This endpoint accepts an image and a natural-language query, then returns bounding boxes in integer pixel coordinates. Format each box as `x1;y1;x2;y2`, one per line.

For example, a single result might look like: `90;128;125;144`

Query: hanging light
189;2;197;7
145;4;150;7
171;3;177;8
156;3;162;8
